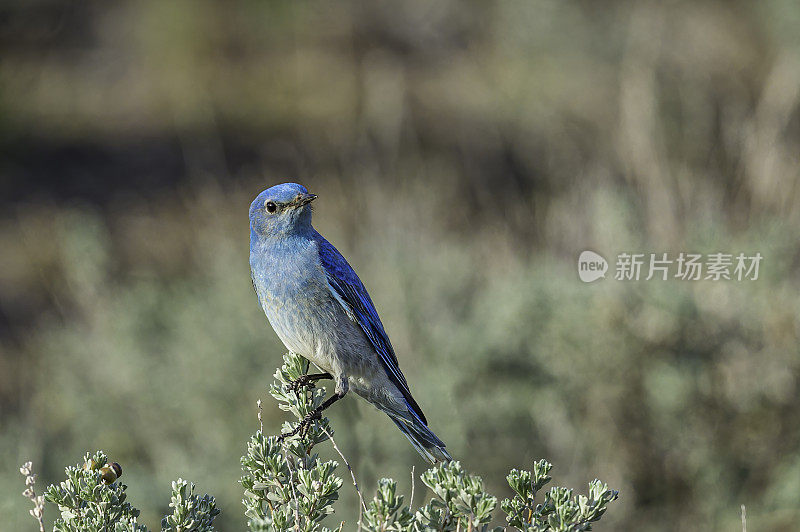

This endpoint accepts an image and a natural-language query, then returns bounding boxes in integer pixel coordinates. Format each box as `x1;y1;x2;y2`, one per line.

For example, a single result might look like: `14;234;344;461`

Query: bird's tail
379;401;452;464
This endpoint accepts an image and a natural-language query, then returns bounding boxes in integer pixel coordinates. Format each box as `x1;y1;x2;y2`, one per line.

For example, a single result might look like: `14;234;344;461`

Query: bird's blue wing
315;235;427;425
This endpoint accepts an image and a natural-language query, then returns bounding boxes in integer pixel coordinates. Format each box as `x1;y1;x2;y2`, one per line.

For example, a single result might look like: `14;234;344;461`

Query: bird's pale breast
250;235;379;383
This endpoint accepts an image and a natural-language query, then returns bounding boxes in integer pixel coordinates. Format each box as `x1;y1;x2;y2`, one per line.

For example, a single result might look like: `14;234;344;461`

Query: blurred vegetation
1;0;799;530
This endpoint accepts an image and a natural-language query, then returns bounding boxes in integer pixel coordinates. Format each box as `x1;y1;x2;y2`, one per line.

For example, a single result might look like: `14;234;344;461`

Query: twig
284;454;301;531
741;504;746;532
20;461;45;532
410;465;416;510
320;425;366;530
257;399;263;433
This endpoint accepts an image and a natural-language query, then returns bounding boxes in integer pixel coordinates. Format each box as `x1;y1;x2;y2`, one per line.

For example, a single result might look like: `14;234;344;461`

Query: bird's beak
294;193;317;207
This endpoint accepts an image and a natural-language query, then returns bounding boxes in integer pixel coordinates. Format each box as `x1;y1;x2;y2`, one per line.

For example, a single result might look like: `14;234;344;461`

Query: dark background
2;1;800;530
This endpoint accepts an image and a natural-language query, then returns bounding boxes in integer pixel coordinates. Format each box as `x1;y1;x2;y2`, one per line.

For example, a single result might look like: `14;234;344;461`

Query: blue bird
249;183;451;463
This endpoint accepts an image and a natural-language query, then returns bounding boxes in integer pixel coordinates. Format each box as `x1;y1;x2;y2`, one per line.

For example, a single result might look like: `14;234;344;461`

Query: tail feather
381;401;452;464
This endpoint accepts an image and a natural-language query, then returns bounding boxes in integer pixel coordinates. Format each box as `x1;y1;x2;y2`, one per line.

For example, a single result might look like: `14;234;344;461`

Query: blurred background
2;0;799;530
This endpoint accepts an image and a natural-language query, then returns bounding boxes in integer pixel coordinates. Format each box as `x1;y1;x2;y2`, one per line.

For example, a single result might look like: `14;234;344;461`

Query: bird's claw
287;375;313;393
278;409;322;441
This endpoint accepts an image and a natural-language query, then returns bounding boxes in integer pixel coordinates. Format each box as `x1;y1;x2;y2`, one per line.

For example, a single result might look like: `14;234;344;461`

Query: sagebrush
24;353;617;531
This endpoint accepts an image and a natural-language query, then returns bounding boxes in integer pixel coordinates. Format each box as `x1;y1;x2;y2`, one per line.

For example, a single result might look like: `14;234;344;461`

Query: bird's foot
278;409;323;441
299;410;323;438
288;374;313;393
277;386;343;442
287;372;333;394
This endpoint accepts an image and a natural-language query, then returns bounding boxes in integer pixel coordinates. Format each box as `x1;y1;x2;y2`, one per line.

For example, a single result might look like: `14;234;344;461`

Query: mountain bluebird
249;182;451;463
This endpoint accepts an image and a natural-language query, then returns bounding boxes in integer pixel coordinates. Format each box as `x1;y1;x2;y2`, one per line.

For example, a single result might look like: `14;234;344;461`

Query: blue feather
315;235;428;425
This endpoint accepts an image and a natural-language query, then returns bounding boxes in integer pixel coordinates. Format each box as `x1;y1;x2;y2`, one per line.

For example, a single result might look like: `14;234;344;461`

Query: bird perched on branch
249;182;451;463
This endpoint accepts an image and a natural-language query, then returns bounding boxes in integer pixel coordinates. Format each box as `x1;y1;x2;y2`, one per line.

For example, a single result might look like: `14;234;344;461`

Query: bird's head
249;183;317;238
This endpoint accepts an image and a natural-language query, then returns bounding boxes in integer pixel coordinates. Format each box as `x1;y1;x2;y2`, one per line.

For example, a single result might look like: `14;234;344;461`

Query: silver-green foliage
362;479;413;532
413;461;497;531
240;353;344;532
161;479;220;532
42;451;218;532
242;352;618;531
43;451;147;532
359;460;617;532
502;460;618;531
37;353;617;531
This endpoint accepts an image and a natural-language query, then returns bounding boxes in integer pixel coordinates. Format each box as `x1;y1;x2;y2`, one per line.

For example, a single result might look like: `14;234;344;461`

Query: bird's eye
265;201;277;213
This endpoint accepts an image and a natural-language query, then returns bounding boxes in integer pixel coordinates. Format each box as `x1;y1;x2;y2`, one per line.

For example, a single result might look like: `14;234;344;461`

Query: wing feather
316;235;427;425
